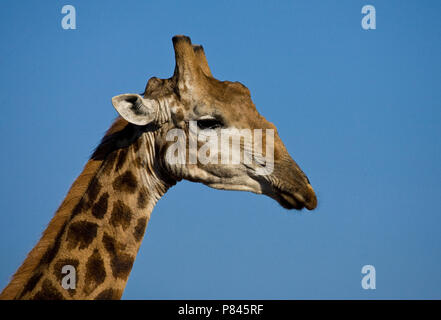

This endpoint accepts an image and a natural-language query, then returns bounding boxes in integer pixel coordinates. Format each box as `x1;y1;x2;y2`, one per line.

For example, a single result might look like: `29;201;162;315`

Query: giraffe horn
172;35;197;81
172;35;211;87
192;44;212;77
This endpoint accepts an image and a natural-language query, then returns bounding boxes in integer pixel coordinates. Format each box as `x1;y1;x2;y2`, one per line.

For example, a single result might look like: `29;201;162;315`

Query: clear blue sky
0;0;440;299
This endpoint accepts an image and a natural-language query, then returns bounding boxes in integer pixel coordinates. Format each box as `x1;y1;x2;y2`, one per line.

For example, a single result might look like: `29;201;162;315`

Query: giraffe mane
0;118;130;299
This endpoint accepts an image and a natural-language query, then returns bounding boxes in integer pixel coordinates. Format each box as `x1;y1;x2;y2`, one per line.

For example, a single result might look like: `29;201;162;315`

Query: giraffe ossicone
0;35;317;300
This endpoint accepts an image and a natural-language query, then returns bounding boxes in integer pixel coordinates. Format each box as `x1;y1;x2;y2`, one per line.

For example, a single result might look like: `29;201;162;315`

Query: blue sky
0;0;440;299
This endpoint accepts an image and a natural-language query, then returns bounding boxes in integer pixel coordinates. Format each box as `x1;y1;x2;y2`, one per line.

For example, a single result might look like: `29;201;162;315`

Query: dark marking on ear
94;288;121;300
92;192;109;219
115;148;129;172
137;187;149;209
66;221;98;250
102;233;135;280
112;170;138;194
20;271;43;297
84;249;106;295
130;96;146;116
32;279;64;300
39;223;67;265
110;200;133;230
134;217;148;242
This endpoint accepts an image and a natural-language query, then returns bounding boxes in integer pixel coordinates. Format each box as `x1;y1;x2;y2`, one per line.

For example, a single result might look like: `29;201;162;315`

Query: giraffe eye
197;118;223;130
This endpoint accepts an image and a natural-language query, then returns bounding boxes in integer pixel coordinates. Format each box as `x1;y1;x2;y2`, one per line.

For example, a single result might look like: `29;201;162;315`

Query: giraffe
0;35;317;300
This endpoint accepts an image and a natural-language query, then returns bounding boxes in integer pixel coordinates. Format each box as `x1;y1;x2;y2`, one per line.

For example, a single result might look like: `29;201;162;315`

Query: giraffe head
112;36;317;210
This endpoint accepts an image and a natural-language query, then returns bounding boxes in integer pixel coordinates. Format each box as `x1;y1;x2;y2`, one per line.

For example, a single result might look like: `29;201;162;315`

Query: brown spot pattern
20;271;43;297
53;259;80;282
92;192;109;219
137;186;149;209
94;288;122;300
134;217;147;242
102;150;118;175
71;197;93;218
40;223;67;265
103;233;135;280
87;177;102;204
112;170;138;193
32;279;64;300
84;249;106;295
53;259;79;297
132;138;141;153
110;200;133;230
66;221;98;250
115;148;129;172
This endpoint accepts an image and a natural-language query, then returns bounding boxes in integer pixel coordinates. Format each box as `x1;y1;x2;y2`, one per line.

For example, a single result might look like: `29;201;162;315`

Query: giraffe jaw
202;175;317;211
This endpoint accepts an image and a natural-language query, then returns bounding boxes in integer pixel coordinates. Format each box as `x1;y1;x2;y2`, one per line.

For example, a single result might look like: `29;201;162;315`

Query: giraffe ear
111;94;158;126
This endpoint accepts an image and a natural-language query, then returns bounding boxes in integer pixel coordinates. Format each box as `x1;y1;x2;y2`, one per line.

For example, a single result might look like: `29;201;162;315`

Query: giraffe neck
1;119;175;299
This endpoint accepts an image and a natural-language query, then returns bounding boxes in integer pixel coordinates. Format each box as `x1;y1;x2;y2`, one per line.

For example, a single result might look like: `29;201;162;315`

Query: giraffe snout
274;182;317;210
269;156;317;210
302;184;317;210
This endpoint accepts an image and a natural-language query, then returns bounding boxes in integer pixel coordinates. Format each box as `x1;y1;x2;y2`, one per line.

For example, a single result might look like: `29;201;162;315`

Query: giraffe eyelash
196;118;224;130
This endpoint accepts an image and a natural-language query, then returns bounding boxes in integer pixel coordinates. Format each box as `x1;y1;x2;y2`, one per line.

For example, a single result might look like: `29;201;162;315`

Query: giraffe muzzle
274;183;317;210
269;157;317;210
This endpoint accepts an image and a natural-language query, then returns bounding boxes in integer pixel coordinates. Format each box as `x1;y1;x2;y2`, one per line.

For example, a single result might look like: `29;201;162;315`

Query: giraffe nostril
273;183;317;211
293;192;305;204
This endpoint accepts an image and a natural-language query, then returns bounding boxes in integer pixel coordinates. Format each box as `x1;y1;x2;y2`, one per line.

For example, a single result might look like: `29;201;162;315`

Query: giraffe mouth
273;184;317;210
